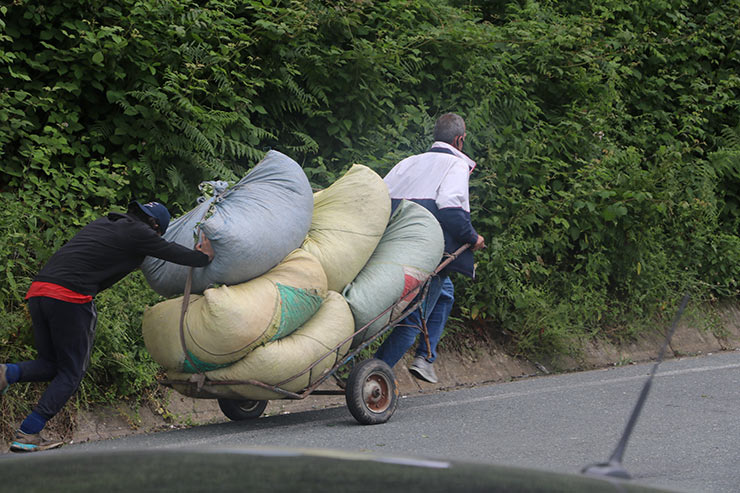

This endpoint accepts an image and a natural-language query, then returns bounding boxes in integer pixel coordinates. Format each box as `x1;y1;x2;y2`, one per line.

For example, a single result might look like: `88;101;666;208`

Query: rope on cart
176;183;227;392
179;267;206;390
417;244;469;362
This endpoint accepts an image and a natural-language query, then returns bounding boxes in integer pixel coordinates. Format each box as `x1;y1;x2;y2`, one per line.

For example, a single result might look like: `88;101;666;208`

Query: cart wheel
346;358;398;425
217;398;268;421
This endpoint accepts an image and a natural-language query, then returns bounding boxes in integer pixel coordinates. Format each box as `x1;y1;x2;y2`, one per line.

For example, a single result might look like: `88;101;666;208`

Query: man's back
35;212;209;296
386;158;468;210
383;141;478;278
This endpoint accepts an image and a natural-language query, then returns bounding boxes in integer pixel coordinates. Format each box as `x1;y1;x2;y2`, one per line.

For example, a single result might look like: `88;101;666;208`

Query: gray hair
433;113;466;144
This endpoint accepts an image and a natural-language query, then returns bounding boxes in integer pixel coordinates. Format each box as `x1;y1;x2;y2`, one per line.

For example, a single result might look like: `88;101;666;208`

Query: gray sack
141;150;314;296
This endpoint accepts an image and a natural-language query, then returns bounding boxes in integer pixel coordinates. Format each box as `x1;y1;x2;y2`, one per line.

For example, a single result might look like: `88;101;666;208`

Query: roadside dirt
10;300;740;450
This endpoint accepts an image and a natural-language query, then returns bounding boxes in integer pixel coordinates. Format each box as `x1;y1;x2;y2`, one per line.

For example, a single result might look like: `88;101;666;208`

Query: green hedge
0;0;738;411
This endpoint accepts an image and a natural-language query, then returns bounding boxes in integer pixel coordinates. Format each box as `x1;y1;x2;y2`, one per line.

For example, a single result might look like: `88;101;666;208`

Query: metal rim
362;373;391;413
236;400;262;413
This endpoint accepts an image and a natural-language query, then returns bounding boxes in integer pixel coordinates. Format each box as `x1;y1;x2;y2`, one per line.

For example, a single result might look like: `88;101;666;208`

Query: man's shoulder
385;152;466;189
84;212;155;243
395;150;464;169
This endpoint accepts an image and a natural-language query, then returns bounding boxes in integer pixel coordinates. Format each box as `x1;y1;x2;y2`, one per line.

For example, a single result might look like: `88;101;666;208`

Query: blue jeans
374;276;454;368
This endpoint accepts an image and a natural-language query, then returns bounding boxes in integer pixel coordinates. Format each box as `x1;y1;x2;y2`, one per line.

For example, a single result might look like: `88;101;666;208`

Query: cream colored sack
142;248;327;372
170;290;354;401
301;164;390;292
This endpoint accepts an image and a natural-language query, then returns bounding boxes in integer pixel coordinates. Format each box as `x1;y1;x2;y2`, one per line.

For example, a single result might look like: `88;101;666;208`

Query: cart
159;244;470;425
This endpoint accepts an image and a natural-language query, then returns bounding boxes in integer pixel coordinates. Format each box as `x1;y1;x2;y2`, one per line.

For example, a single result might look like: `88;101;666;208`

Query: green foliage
0;0;738;413
709;123;740;231
82;272;163;401
448;0;739;354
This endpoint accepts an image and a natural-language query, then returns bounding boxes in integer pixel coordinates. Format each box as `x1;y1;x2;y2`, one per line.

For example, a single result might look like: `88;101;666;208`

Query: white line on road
155;361;740;449
413;362;740;411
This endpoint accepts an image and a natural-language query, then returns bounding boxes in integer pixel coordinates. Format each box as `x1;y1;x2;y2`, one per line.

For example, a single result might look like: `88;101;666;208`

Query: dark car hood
0;446;674;492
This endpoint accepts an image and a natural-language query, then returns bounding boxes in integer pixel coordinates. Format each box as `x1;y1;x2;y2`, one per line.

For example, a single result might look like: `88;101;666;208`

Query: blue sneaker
9;431;63;453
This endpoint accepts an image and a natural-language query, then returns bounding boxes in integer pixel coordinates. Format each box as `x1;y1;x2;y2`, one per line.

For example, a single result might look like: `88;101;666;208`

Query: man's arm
132;224;213;267
437;207;479;245
436;161;480;245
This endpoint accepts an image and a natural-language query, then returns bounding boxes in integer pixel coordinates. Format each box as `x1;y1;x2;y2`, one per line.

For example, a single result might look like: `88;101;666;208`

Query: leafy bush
0;0;737;418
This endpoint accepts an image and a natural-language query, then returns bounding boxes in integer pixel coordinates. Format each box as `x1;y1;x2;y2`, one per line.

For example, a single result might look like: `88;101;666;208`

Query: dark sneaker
0;364;7;394
409;356;438;384
9;431;64;453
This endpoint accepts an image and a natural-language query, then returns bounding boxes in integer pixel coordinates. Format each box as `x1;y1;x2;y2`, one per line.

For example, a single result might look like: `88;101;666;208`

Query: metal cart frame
160;245;469;425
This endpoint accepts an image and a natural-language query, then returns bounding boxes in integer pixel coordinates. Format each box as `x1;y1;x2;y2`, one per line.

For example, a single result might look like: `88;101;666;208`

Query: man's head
130;201;171;235
433;113;466;151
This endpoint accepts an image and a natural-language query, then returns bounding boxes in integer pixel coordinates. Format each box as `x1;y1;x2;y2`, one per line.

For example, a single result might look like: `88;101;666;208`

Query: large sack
301;164;391;292
170;290;354;401
343;200;444;348
142;150;314;296
142;248;327;373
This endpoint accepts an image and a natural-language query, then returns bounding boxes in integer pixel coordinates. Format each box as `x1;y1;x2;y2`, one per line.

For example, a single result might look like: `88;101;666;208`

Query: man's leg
15;297;60;384
32;298;97;422
374;308;423;368
408;277;454;384
10;297;96;452
2;296;59;393
415;276;454;363
374;276;444;368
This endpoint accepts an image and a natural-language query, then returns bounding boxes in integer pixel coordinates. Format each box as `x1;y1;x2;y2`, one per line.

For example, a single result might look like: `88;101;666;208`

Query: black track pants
19;297;97;420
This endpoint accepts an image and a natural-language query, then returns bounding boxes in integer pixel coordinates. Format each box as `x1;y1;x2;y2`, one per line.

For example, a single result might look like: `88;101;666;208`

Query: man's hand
196;232;215;261
471;234;486;252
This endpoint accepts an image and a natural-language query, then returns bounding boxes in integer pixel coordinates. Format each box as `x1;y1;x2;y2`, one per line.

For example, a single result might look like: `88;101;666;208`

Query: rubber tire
345;358;399;425
217;398;268;421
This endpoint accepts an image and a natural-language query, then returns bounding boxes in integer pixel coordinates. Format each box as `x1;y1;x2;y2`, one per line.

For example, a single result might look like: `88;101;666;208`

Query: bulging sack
301;164;391;292
343;200;444;348
142;248;328;373
170;290;354;401
142;150;314;297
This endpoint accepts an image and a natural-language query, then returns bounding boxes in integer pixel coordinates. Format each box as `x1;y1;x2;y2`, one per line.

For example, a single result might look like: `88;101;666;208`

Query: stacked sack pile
141;150;444;401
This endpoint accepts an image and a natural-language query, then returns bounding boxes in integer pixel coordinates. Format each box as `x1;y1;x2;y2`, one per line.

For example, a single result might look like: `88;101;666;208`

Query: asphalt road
10;350;740;492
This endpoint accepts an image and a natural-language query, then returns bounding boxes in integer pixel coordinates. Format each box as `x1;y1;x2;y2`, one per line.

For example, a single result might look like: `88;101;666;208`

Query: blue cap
132;201;171;234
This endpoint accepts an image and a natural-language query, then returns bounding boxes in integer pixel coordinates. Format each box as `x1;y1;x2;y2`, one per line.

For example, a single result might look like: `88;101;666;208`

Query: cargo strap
179;267;206;390
176;185;227;391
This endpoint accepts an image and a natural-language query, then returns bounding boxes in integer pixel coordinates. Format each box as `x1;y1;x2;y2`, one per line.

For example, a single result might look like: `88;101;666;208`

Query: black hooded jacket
33;212;210;296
